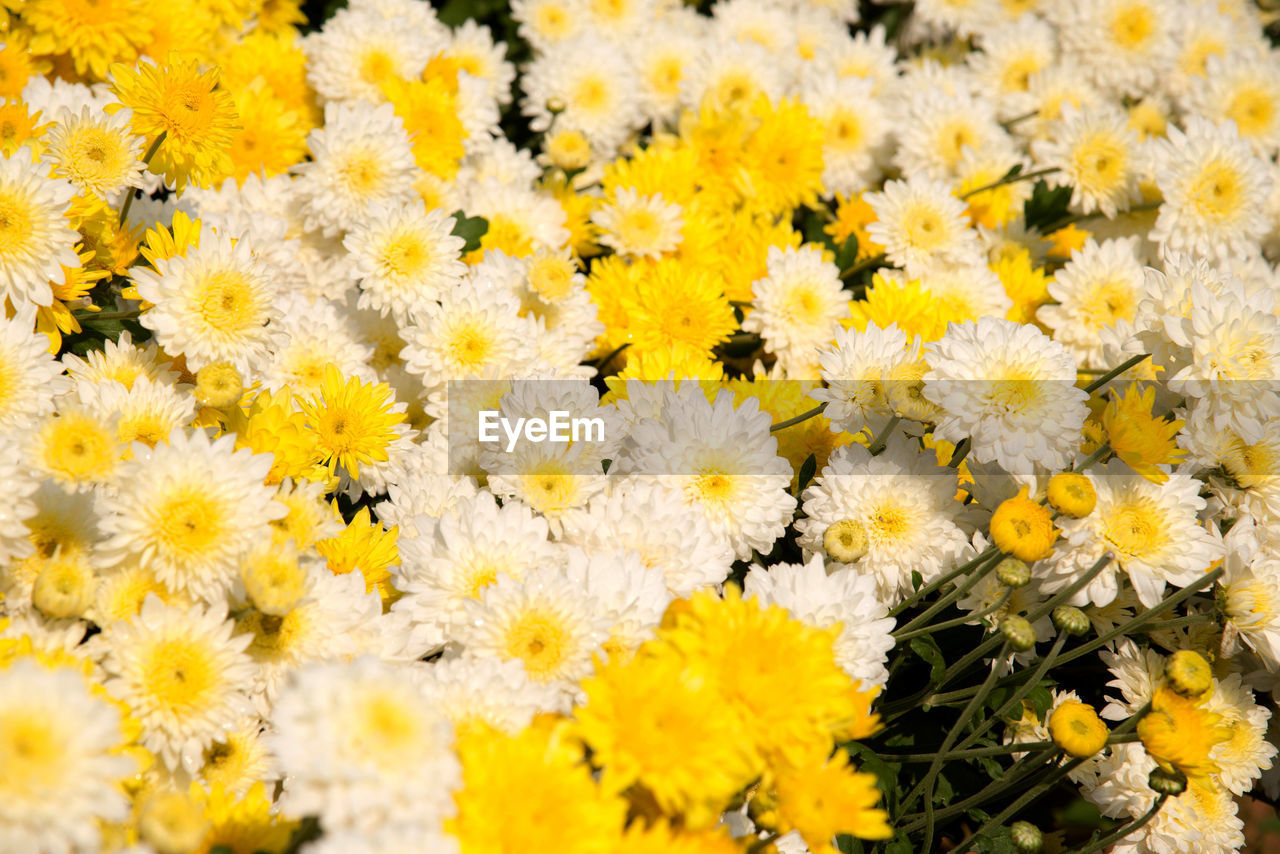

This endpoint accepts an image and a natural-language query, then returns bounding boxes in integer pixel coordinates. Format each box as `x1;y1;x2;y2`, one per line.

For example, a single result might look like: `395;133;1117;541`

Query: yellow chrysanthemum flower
109;53;239;189
1047;472;1097;518
1047;223;1090;259
723;377;853;491
825;192;884;262
196;781;296;854
37;244;108;353
0;99;50;157
0;32;52;100
235;389;328;486
1086;384;1186;483
216;29;319;126
449;719;627;853
137;0;219;66
617;258;737;361
845;273;949;343
226;79;308;182
742;97;826;215
25;0;151;81
315;505;399;598
299;366;406;480
991;487;1058;562
991;248;1052;328
613;821;742;854
382;72;466;181
1138;685;1233;784
766;750;893;850
1049;700;1109;757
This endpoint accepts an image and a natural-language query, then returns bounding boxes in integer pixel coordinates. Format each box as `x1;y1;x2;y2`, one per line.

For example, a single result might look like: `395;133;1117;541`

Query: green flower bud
996;557;1031;587
1052;605;1091;637
1010;820;1043;852
1001;615;1037;652
1149;766;1188;796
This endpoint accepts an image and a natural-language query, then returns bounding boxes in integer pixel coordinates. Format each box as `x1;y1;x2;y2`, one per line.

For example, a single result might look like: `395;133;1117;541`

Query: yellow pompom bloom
990;487;1058;562
768;750;893;849
216;29;318;126
1094;384;1186;483
1138;686;1233;784
613;821;742;854
619;258;736;360
960;165;1024;230
0;99;51;157
235;389;328;487
0;33;52;101
1046;223;1090;259
1049;700;1109;757
1047;472;1097;518
1165;650;1214;698
741;97;826;215
197;780;297;854
240;541;307;617
659;587;863;772
25;0;152;81
137;0;219;66
299;365;406;480
226;79;308;181
449;719;627;853
991;248;1052;328
574;646;760;827
382;72;466;181
33;408;122;488
315;506;398;597
825;192;885;262
845;274;949;343
194;362;244;409
108;53;239;189
38;244;109;353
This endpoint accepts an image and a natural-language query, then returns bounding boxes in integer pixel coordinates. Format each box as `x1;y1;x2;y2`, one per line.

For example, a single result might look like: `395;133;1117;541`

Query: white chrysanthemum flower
0;659;135;854
711;0;796;56
913;262;1013;322
456;564;612;693
294;100;420;238
911;0;996;38
1032;105;1145;218
97;429;285;603
303;5;442;104
799;73;888;196
590;188;683;260
822;25;897;93
894;86;1009;182
100;595;254;773
462;178;571;255
447;19;516;106
422;656;564;735
968;15;1056;114
261;294;376;399
131;228;283;375
394;491;557;652
1206;673;1276;795
1038;237;1146;369
865;177;983;277
924;317;1088;474
196;716;275;798
1186;52;1280;157
271;657;459;833
615;387;797;560
27;402;122;491
741;245;850;378
1220;518;1280;669
563;546;670;656
60;328;175;391
511;0;587;53
1149;117;1271;262
377;439;479;539
558;480;736;596
0;302;70;432
1165;3;1254;98
522;35;643;156
484;443;609;536
1014;61;1106;141
1041;461;1224;608
680;35;786;114
629;19;702;127
811;321;914;436
400;281;539;388
745;553;895;689
796;434;973;603
0;154;78;307
43;105;145;206
1054;0;1175;96
77;376;196;450
344;201;467;324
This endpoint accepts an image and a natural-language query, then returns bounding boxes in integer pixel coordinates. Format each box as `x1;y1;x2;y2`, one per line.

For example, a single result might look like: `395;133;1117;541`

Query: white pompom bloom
924;317;1088;474
1185;52;1280;158
590;188;683;260
271;657;459;833
741;245;850;378
893;85;1009;182
1040;461;1224;608
100;595;255;773
0;302;70;432
865;176;983;277
294;100;420;238
1031;105;1145;219
1149;117;1272;263
796;434;973;604
800;73;888;196
1220;517;1280;669
131;227;283;375
97;429;285;603
614;386;797;560
0;154;78;307
1054;0;1175;97
0;659;135;854
810;321;914;436
421;656;563;736
521;35;644;156
260;294;376;398
76;376;196;450
744;553;895;689
1206;673;1277;795
1037;237;1146;369
303;5;443;104
344;201;467;324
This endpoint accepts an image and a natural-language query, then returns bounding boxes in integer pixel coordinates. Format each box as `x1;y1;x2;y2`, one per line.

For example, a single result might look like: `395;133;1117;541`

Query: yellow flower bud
1046;472;1096;518
1049;700;1109;757
990;488;1057;562
195;362;243;409
1165;649;1213;698
823;519;869;563
32;551;96;619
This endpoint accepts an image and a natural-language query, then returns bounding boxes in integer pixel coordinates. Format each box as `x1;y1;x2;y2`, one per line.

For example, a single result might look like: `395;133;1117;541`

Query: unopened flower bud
1052;605;1091;637
996;557;1030;587
1001;615;1037;651
32;552;96;619
1010;820;1043;852
195;362;243;409
546;96;566;114
1148;766;1188;796
1165;649;1213;697
823;519;868;563
1046;472;1096;517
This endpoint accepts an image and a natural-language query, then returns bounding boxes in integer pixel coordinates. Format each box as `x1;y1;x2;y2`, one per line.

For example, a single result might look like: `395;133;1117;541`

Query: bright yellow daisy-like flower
991;247;1052;328
1049;699;1109;757
0;32;52;100
1138;685;1233;784
765;750;893;850
234;389;328;487
0;99;50;156
25;0;152;81
991;487;1058;562
742;97;826;216
618;258;737;361
315;505;399;599
382;72;466;181
1086;384;1186;483
108;53;239;190
225;79;308;181
299;366;406;480
825;192;885;262
846;273;949;343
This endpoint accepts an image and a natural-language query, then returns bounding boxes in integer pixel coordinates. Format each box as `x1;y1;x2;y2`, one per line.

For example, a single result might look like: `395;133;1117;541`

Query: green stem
892;587;1012;644
74;309;141;322
1001;109;1038;128
1054;569;1224;669
1077;795;1169;854
887;545;1000;620
840;252;887;280
1136;613;1219;633
947;437;971;468
961;167;1059;200
770;402;827;433
1073;441;1111;472
593;342;630;373
729;300;753;309
878;740;1053;763
1083;353;1150;394
1042;200;1160;234
867;415;902;455
899;745;1059;833
119;131;166;227
955;632;1069;752
892;550;1005;639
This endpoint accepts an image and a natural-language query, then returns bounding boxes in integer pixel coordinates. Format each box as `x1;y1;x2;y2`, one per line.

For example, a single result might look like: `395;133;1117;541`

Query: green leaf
845;742;901;814
834;234;859;272
911;570;924;592
449;210;489;253
796;453;818;496
1027;685;1054;719
1023;180;1072;231
934;771;954;805
885;838;914;854
976;755;1005;780
909;636;947;684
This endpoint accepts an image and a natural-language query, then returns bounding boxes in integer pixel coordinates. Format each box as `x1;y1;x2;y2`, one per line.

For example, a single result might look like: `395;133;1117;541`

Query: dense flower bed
2;0;1280;852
